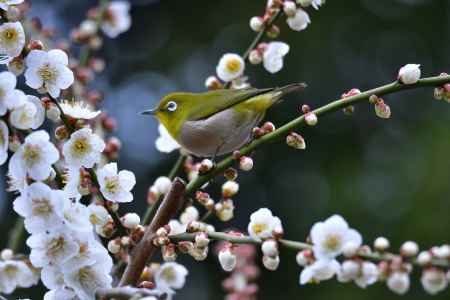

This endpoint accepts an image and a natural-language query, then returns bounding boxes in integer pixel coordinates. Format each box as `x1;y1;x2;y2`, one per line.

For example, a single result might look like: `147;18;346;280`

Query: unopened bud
374;100;391;119
1;249;13;260
400;241;419;257
262;121;275;133
154;176;172;195
262;255;280;271
55;125;69;140
205;76;223;90
305;112;318;126
46;103;61;122
195;232;210;248
28;39;44;51
239;156;254;171
121;213;141;229
286;132;306;149
249;16;264;32
398;64;421;85
249;49;262;65
283;1;297;17
218;248;237;272
261;239;278;257
199;159;214;174
162;244;177;262
374;236;390;252
417;251;432;266
107;239;121;254
222;180;239;198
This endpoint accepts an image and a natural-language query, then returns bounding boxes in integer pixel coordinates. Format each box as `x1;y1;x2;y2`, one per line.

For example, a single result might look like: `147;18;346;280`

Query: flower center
252;223;267;235
4;264;19;276
225;58;242;73
160;267;176;283
1;28;18;43
38;64;58;82
47;236;65;257
105;176;120;194
71;137;91;157
31;198;53;216
23;144;41;167
324;234;341;251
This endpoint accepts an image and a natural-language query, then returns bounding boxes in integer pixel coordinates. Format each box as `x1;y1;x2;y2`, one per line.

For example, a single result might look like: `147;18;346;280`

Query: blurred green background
1;0;450;299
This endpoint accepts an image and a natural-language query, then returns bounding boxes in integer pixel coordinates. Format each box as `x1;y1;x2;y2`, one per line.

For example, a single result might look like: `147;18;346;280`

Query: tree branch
96;286;162;300
185;75;450;195
119;178;186;287
171;232;449;268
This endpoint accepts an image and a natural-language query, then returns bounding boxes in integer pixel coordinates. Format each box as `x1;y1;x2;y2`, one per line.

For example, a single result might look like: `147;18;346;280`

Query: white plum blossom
387;271;410;295
300;259;340;285
398;64;421;84
216;53;245;82
153;176;172;195
9;95;45;130
338;261;379;288
63;167;85;200
96;162;136;203
168;219;187;235
13;182;65;234
27;228;80;268
0;259;38;294
0;0;24;11
154;262;188;295
298;0;325;10
0;71;26;115
0;22;25;62
156;123;180;153
0;120;9;165
101;1;132;38
310;214;362;260
63;259;112;300
62;239;112;275
421;268;448;295
180;206;199;225
60;100;101;120
63;128;105;168
263;41;290;73
286;8;310;31
9;130;59;181
43;288;79;300
25;49;74;98
60;200;92;233
41;265;65;290
88;204;111;228
247;208;283;240
218;248;237;272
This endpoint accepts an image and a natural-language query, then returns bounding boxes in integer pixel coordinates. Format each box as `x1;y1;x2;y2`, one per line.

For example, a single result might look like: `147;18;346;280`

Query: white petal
48;49;69;66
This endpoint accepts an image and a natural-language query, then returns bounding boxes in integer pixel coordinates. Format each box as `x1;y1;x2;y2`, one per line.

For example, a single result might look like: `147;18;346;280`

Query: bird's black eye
166;101;177;112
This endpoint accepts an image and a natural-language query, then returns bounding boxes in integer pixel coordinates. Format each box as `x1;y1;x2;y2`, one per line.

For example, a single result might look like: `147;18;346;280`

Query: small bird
142;83;306;157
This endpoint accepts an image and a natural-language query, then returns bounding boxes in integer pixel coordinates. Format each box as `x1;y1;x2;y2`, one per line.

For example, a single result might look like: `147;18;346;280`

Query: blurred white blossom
300;259;340;285
25;49;74;98
263;42;290;73
286;8;310;31
0;259;38;294
154;262;188;296
0;0;24;11
101;1;132;38
60;101;101;120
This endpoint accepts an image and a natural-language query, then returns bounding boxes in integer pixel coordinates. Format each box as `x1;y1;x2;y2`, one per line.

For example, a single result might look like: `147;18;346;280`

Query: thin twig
119;178;186;286
171;232;449;268
185;75;450;195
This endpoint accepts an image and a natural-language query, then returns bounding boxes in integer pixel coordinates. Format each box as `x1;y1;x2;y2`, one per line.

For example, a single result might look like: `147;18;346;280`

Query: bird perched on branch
142;83;306;157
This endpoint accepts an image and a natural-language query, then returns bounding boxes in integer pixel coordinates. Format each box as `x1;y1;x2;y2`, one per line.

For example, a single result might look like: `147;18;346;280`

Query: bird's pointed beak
140;108;158;116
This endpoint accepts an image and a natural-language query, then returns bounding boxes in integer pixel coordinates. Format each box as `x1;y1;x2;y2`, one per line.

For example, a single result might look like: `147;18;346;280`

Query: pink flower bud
305;112;318;126
239;156;254;171
286;132;306;150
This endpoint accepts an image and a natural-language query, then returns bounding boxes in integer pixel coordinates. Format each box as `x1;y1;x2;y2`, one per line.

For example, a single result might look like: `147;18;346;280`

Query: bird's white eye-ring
166;101;177;112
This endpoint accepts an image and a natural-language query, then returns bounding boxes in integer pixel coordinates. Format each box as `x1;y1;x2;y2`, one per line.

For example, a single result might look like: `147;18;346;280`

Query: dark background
1;0;450;299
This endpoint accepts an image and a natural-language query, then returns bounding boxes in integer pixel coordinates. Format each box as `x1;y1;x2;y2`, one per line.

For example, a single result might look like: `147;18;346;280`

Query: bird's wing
188;87;274;121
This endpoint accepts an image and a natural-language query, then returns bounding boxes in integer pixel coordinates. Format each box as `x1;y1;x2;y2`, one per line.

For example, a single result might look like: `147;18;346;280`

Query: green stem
185;75;450;195
142;154;187;225
7;218;25;253
171;232;449;268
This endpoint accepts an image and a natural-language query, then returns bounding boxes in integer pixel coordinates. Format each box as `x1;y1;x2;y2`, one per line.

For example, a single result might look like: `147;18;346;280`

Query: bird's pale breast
178;107;263;157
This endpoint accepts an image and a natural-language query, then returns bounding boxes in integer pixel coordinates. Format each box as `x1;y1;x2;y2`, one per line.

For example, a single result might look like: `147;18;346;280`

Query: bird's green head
142;92;196;138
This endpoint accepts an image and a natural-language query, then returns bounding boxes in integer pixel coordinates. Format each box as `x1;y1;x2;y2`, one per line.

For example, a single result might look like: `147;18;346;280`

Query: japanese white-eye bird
142;83;306;157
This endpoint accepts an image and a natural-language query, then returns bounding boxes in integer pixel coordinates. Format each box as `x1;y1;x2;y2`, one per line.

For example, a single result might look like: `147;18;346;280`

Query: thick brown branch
119;178;186;286
96;286;162;299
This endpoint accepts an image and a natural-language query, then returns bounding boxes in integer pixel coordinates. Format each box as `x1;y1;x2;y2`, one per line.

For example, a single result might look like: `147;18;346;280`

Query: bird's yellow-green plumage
144;83;306;157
